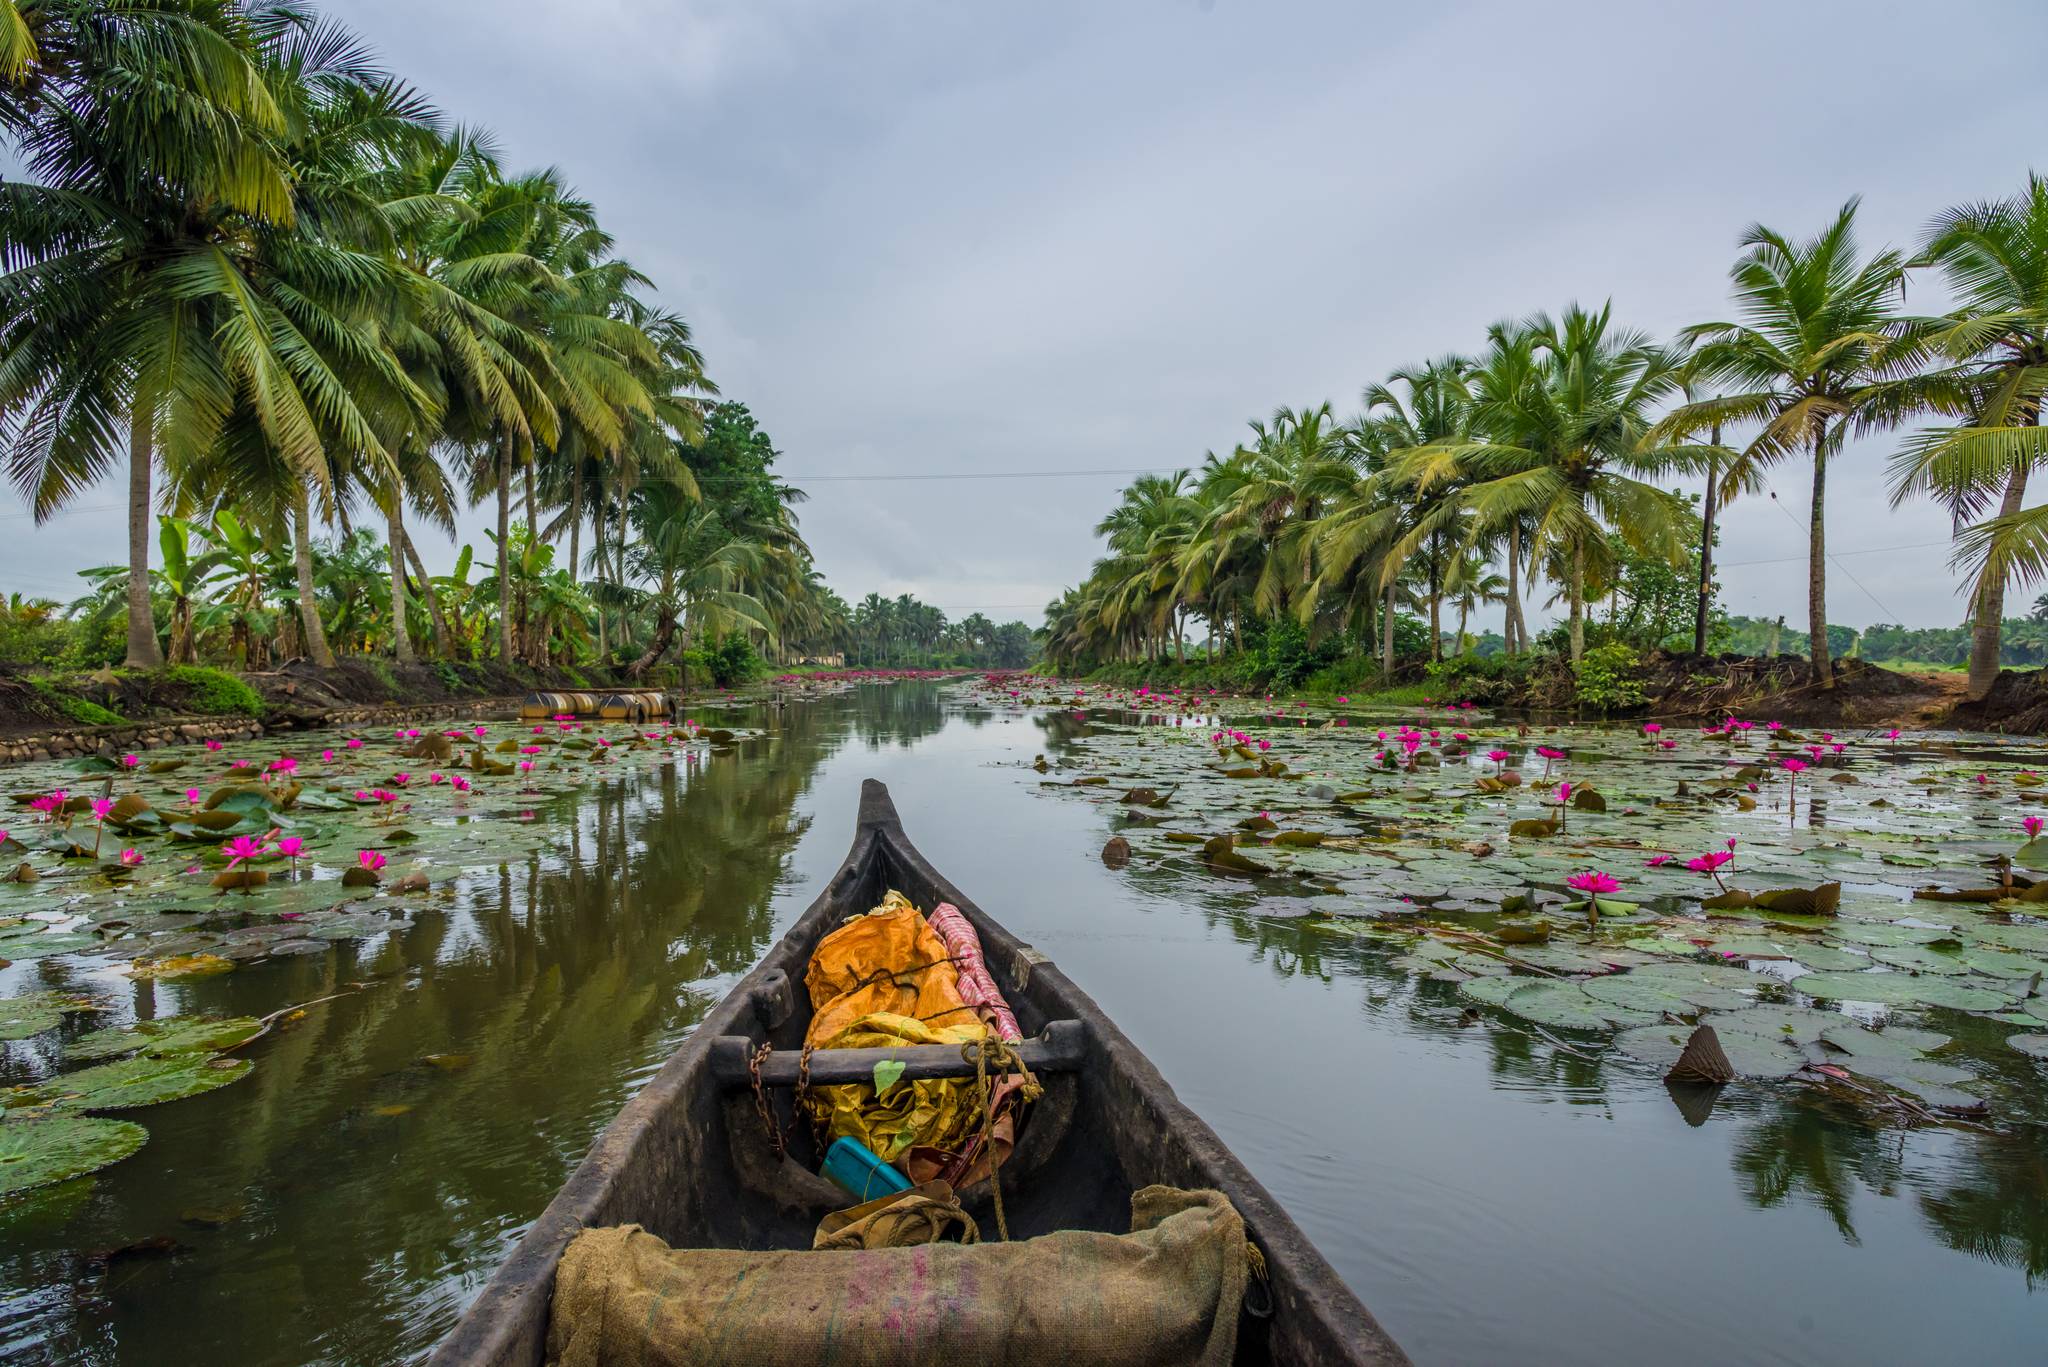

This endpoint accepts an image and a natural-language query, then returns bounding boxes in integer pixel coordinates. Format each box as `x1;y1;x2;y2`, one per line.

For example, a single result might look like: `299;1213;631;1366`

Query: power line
1718;538;1950;569
1757;477;1907;623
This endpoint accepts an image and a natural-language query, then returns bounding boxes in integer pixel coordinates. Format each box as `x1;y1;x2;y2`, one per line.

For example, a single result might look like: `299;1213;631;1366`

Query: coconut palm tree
0;0;299;666
1446;306;1696;662
1886;175;2048;699
1657;201;1909;687
1444;553;1507;655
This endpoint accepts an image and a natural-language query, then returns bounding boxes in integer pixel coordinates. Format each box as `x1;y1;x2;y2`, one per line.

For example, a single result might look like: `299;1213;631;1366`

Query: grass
26;677;122;726
1871;659;2041;676
153;665;264;717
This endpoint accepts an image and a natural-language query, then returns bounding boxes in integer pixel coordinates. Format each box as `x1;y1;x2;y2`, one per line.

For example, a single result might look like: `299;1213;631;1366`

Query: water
2;683;2044;1365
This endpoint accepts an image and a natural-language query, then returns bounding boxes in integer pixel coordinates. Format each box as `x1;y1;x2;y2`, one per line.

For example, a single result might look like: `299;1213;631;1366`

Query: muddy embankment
1449;651;1959;731
0;659;620;765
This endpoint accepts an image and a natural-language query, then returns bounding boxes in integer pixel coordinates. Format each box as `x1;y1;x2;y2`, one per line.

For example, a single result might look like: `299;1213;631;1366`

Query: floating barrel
521;689;672;720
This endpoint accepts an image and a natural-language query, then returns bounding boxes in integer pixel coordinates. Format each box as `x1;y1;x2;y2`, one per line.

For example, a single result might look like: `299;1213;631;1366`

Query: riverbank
1065;650;1965;731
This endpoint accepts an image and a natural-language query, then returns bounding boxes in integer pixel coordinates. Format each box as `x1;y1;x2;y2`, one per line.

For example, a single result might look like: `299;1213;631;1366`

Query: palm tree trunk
496;443;513;662
1428;559;1442;662
1808;426;1832;688
1568;539;1586;664
387;498;413;662
1966;462;2029;701
592;492;609;657
402;536;455;659
293;484;337;668
567;463;583;584
1457;602;1469;655
627;608;676;679
125;407;163;668
1381;582;1396;676
170;598;194;665
1694;436;1720;656
1504;523;1522;656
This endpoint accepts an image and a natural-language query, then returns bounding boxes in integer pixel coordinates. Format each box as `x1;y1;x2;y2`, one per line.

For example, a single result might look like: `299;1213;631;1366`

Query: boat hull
428;779;1406;1366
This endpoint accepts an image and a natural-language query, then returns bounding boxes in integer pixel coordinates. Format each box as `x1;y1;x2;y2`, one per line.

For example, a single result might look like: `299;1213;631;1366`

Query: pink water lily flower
270;756;297;774
204;739;224;752
29;790;66;821
428;772;445;785
1645;854;1672;867
356;849;387;872
345;738;365;750
90;797;114;821
1642;723;1662;735
391;772;411;786
450;775;471;793
119;848;144;867
276;835;304;859
473;725;488;737
1781;758;1808;773
222;834;266;866
517;760;535;774
185;787;201;808
321;749;335;762
1658;739;1678;749
1256;739;1271;751
1566;870;1620;896
1884;728;1901;741
120;753;139;768
2024;815;2045;841
520;745;542;755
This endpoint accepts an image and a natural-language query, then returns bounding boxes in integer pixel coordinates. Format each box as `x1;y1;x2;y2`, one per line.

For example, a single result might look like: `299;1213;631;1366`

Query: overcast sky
8;0;2048;633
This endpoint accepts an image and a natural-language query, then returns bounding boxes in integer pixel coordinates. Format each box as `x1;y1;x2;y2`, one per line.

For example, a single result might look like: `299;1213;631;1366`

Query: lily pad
1791;972;2015;1012
0;1116;147;1196
35;1053;252;1111
66;1016;263;1062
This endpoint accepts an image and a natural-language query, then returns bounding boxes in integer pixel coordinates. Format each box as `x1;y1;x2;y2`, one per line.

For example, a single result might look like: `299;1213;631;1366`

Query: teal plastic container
820;1136;912;1202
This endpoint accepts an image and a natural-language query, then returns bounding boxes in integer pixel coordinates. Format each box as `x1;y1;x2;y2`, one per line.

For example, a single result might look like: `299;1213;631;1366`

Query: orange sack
803;891;981;1047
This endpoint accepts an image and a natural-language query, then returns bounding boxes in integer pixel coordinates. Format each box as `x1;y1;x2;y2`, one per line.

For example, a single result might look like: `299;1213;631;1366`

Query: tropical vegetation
0;1;964;689
1046;185;2048;702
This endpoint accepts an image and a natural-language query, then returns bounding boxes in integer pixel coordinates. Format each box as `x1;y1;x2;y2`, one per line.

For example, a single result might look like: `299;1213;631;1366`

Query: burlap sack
546;1186;1250;1367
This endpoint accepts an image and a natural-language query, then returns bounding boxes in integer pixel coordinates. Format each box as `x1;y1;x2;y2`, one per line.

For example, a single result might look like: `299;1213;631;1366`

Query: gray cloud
7;0;2047;632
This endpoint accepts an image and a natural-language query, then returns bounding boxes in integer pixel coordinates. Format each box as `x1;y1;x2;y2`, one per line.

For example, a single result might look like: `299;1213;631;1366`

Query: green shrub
1574;643;1647;712
156;665;264;717
26;677;122;726
705;635;761;688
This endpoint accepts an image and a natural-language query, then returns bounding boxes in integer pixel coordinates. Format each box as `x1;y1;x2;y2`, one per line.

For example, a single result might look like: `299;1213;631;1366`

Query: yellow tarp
803;891;981;1045
803;891;992;1167
804;1011;988;1163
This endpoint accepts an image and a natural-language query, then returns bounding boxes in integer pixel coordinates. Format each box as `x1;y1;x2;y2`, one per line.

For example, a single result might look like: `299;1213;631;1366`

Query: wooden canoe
427;779;1407;1365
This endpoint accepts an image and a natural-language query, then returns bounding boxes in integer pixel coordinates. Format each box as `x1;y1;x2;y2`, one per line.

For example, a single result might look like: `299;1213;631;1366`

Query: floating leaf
35;1053;252;1111
124;953;234;980
0;993;95;1041
0;1116;147;1196
66;1016;262;1062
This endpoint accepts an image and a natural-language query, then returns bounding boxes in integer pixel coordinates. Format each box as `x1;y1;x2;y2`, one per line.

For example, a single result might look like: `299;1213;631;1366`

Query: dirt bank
1950;667;2048;734
1447;651;1954;730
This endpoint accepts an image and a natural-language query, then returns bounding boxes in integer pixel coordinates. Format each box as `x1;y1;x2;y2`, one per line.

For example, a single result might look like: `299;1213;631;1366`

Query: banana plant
200;510;285;669
155;517;226;664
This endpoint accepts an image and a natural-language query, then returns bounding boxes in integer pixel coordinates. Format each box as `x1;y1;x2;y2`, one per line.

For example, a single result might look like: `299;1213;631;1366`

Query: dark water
2;683;2044;1365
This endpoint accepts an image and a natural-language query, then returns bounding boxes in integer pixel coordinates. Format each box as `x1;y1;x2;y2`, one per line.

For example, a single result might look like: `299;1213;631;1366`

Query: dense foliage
0;2;960;689
1045;182;2048;702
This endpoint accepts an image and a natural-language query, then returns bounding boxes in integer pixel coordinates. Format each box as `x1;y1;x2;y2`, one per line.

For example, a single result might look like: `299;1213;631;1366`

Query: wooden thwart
710;1020;1088;1089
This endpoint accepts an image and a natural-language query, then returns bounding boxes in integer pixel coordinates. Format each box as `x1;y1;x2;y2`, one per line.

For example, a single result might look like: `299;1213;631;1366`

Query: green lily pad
1791;972;2015;1012
2007;1034;2048;1059
66;1016;263;1062
35;1053;253;1111
0;1116;147;1196
0;992;95;1041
